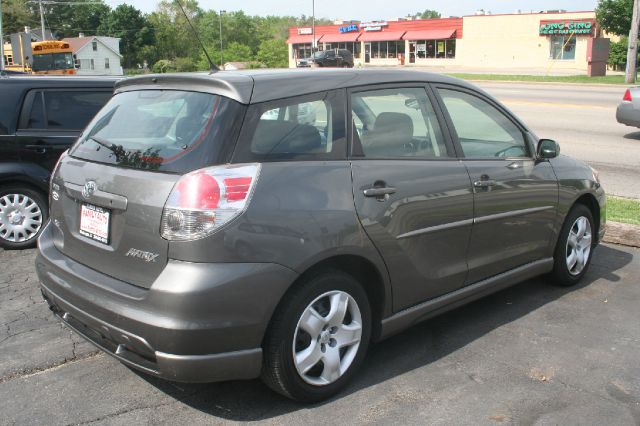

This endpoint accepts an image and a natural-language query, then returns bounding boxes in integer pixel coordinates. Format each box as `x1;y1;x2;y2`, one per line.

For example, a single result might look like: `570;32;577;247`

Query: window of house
90;59;95;70
92;40;98;51
351;87;449;159
105;58;110;69
550;35;576;60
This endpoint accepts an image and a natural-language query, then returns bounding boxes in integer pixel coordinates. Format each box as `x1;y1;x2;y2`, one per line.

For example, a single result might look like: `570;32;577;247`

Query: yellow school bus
30;40;76;75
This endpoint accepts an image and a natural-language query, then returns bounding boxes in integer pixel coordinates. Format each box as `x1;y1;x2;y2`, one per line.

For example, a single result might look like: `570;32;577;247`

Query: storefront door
409;42;416;63
364;43;371;63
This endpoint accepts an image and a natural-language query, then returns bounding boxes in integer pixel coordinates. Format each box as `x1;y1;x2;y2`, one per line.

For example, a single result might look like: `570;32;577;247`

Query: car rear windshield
69;90;244;173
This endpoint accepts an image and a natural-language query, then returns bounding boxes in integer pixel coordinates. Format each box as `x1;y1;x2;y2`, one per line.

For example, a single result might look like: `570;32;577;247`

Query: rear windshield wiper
88;136;125;161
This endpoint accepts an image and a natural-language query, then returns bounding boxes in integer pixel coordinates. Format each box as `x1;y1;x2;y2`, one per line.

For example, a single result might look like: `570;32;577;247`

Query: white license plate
79;204;110;244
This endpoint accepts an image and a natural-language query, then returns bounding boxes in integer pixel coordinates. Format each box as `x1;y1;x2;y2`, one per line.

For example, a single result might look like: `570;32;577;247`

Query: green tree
34;0;111;38
608;37;628;69
257;38;288;68
148;0;202;61
98;4;155;68
418;9;441;19
596;0;633;36
2;0;37;34
197;41;253;69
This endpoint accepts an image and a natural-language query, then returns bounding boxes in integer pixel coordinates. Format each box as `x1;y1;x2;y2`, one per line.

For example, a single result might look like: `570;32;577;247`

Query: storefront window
549;35;576;60
293;43;313;59
370;41;404;59
413;39;455;59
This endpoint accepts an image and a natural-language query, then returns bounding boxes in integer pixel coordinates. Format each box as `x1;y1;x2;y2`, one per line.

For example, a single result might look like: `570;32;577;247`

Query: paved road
1;245;639;425
476;82;640;199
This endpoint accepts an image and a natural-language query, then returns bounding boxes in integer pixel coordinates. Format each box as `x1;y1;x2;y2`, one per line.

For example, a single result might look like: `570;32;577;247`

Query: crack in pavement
0;351;103;384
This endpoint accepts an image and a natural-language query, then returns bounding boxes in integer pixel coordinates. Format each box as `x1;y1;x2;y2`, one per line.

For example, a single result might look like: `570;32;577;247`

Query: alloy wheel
565;215;592;276
292;290;363;386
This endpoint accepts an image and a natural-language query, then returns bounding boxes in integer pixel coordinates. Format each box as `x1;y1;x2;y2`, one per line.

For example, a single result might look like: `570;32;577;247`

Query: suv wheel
0;186;48;249
549;204;594;286
261;270;371;402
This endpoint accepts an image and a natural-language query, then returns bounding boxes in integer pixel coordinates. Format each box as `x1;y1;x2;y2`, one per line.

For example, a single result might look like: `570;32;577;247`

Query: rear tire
261;269;371;402
548;204;595;286
0;186;48;250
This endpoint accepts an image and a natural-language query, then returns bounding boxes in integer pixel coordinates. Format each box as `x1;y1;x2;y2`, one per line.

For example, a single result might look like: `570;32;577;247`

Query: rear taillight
623;89;633;102
161;163;261;241
49;150;67;206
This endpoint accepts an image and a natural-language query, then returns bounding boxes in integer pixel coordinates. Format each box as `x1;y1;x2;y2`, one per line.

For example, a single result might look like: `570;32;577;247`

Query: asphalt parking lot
1;244;639;425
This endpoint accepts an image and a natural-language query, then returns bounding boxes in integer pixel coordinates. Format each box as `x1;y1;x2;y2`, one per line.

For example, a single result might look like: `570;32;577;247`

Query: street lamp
219;10;225;68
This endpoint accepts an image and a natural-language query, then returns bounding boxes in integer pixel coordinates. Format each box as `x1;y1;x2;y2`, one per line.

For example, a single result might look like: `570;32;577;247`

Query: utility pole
38;0;46;40
626;0;640;84
312;0;315;53
219;10;225;67
0;0;5;72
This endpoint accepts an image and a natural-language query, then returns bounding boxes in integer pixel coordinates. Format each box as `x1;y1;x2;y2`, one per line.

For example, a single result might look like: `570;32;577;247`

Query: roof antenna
174;0;219;73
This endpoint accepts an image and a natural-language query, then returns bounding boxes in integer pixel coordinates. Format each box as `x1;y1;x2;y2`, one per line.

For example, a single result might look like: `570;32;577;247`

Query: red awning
287;34;323;44
321;32;360;43
403;29;456;40
359;31;406;42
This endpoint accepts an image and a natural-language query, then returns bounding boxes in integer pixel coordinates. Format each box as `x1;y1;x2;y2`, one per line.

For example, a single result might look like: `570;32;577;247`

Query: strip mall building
287;10;610;74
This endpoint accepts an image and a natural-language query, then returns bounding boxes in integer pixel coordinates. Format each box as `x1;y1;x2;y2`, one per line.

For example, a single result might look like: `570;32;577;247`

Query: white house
62;35;123;76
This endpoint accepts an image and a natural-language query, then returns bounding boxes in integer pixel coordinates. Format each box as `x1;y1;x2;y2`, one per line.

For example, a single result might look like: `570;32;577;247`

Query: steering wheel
495;146;526;158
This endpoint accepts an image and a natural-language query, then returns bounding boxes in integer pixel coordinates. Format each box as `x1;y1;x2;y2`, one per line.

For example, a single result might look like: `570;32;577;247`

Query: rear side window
351;87;449;158
70;90;245;173
45;91;111;130
20;90;111;131
234;90;346;162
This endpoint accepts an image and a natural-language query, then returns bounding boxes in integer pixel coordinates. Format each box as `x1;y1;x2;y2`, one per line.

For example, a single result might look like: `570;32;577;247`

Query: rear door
349;85;474;311
16;89;112;172
434;86;558;284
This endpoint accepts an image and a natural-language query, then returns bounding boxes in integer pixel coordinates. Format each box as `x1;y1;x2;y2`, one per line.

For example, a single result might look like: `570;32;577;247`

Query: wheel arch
573;192;601;239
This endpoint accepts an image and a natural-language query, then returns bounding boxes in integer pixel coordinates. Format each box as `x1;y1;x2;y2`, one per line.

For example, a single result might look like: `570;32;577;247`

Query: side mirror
537;139;560;159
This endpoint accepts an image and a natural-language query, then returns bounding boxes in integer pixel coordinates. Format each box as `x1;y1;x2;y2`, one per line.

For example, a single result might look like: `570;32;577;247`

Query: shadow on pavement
134;244;634;421
623;131;640;140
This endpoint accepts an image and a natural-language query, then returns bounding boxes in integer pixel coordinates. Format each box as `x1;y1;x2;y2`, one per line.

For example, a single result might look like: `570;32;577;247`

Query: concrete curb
602;221;640;248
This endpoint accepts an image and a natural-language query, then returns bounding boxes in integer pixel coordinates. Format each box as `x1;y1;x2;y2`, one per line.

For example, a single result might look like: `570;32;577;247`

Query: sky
105;0;598;20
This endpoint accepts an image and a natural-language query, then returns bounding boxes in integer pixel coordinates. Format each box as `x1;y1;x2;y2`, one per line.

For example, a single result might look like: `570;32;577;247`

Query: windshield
69;90;245;173
32;52;74;71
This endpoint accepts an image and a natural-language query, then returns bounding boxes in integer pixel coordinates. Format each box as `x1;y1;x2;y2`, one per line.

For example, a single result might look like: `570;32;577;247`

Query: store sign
539;21;594;36
339;24;359;33
361;21;388;28
364;26;383;32
298;27;313;35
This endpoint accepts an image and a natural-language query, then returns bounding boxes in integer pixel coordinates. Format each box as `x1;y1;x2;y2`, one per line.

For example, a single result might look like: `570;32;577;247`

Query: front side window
438;89;528;158
70;90;245;172
235;91;345;162
550;35;576;60
351;87;449;159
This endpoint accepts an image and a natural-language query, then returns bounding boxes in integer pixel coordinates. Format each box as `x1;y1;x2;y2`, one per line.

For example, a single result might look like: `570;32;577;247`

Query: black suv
0;75;116;249
299;49;354;68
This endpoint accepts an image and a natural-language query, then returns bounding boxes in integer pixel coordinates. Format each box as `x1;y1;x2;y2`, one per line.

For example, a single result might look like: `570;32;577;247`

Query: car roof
115;69;479;104
0;75;119;89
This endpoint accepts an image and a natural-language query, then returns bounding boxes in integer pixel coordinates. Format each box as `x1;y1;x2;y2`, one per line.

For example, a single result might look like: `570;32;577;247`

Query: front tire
261;270;371;402
548;204;595;286
0;186;48;249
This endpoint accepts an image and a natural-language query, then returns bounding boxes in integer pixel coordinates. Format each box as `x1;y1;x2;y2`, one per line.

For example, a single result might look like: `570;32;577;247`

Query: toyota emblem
82;181;97;198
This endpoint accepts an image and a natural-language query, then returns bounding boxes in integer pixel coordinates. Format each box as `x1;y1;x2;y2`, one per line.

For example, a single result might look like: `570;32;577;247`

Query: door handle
473;179;496;188
363;187;396;197
25;145;48;154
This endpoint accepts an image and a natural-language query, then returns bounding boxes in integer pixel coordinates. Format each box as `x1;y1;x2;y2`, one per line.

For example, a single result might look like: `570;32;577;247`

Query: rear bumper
36;223;298;382
616;102;640;127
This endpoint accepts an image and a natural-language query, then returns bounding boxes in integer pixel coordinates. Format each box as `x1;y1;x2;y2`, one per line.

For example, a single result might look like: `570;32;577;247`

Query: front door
409;42;416;63
435;86;558;284
364;43;371;63
349;85;474;311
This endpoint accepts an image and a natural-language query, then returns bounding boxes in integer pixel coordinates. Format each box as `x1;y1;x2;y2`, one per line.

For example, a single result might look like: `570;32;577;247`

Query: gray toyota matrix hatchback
37;69;605;402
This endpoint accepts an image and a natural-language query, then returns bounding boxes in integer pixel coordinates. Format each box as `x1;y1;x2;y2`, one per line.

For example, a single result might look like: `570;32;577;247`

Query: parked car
298;49;354;68
616;87;640;128
0;75;116;249
37;69;605;402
